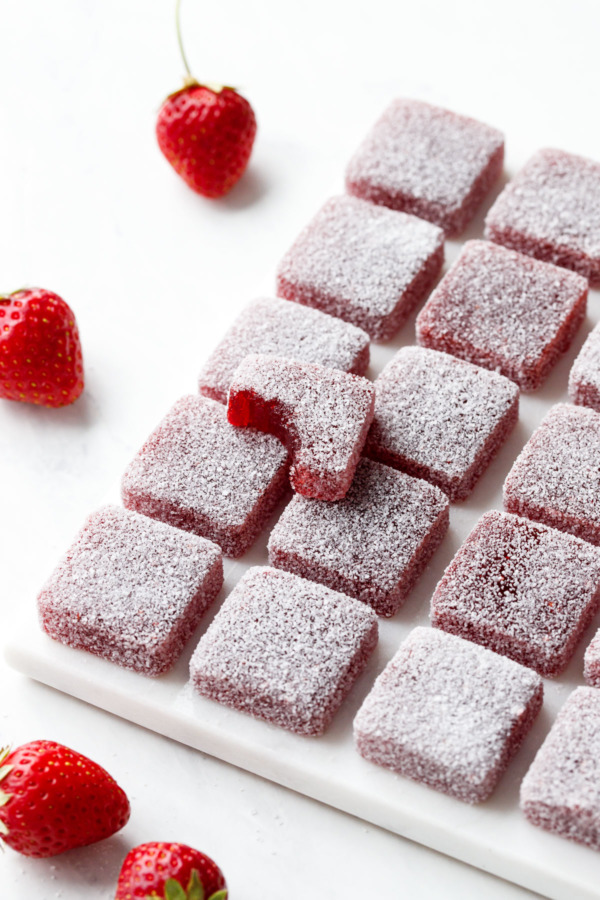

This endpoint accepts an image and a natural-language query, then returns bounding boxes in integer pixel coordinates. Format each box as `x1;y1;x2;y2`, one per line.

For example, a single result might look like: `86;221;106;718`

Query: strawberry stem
175;0;195;83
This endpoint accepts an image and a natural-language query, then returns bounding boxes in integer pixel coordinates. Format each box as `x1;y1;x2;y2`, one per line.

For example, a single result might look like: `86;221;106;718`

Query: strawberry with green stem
115;841;228;900
156;0;257;198
0;741;130;857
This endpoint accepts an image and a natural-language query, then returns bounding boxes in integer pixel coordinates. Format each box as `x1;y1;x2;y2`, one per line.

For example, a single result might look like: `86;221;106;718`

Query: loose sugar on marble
416;240;587;391
268;458;449;617
504;403;600;546
354;627;542;803
364;346;519;500
345;98;504;236
276;194;444;341
521;687;600;850
485;148;600;284
38;504;223;676
121;394;289;558
198;297;370;404
431;510;600;677
227;354;375;501
189;566;378;736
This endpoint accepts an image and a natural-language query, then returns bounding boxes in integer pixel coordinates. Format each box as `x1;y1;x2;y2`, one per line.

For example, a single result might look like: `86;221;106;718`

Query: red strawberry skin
156;85;257;198
0;741;130;857
115;841;227;899
0;288;84;408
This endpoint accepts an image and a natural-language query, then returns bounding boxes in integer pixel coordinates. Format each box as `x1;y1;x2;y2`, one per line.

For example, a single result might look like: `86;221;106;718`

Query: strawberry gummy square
504;403;600;545
37;504;223;677
416;240;587;391
268;458;449;617
227;354;375;501
345;98;504;236
198;297;370;404
485;148;600;285
354;627;542;804
584;630;600;688
276;194;444;341
364;346;519;501
521;687;600;850
189;566;378;735
431;510;600;677
121;395;289;558
569;323;600;412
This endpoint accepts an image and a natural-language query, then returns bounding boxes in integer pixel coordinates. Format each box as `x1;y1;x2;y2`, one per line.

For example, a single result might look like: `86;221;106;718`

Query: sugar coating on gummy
276;194;444;341
521;687;600;850
37;505;223;676
121;395;289;558
584;630;600;688
569;323;600;412
198;297;370;404
354;627;542;804
365;346;519;500
345;98;504;236
504;403;600;545
431;510;600;676
268;458;449;617
227;354;375;501
416;241;587;391
485;148;600;284
189;566;378;735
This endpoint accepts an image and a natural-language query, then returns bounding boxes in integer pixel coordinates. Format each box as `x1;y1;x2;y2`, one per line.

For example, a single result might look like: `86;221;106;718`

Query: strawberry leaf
208;892;228;900
164;880;187;900
186;869;205;900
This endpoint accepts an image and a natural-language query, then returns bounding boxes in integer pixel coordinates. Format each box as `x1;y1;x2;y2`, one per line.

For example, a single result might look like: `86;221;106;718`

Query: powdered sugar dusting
416;240;587;391
365;346;519;500
276;194;444;340
38;504;223;676
521;687;600;850
431;510;600;676
228;354;375;501
198;297;370;404
354;627;542;804
504;403;600;545
268;458;449;617
345;98;504;235
485;148;600;284
584;630;600;687
121;395;289;557
569;323;600;411
189;566;378;735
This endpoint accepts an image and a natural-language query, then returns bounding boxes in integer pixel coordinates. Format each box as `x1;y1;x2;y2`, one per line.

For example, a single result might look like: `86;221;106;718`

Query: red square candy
431;510;600;677
189;566;378;736
354;627;542;803
268;458;449;617
227;354;375;501
485;149;600;285
584;630;600;688
121;395;289;558
198;297;370;404
569;323;600;412
364;346;519;500
345;98;504;236
38;505;223;676
521;687;600;850
504;403;600;545
416;240;587;391
276;194;444;341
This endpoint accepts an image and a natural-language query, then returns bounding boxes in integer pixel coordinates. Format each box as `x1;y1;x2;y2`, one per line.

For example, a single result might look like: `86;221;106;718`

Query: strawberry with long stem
156;0;257;198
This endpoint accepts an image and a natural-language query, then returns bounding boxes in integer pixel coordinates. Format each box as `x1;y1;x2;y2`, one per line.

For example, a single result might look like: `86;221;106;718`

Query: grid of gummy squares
36;97;600;850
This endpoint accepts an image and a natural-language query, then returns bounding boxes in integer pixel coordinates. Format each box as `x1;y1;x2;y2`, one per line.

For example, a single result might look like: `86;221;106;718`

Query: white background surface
1;0;599;896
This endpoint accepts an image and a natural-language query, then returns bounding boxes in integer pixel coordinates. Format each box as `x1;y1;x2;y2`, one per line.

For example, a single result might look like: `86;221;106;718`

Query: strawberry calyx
173;0;236;97
146;868;228;900
0;746;14;838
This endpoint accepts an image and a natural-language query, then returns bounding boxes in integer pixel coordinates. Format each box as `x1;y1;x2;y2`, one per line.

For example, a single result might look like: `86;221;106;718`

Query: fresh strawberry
0;741;130;857
156;84;256;198
0;288;84;408
155;0;256;199
115;841;227;900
